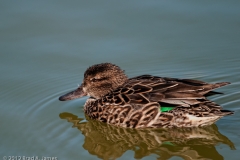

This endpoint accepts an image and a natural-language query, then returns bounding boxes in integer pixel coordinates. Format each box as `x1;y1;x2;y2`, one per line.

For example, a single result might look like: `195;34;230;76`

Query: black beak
59;86;87;101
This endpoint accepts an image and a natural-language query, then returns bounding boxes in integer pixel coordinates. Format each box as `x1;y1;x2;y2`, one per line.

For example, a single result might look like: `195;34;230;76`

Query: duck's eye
91;77;100;82
90;77;107;82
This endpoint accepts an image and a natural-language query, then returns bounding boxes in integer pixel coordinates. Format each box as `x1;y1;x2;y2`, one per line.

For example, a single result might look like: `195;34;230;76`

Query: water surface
1;1;240;160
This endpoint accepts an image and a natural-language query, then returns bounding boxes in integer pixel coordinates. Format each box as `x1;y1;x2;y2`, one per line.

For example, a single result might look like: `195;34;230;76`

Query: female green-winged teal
59;63;233;128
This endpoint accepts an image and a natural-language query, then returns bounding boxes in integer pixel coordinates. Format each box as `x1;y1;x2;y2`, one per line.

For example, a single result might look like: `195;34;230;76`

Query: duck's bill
59;86;87;101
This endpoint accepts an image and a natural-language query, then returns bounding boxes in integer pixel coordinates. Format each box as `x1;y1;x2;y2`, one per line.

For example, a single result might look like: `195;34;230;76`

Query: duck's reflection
59;112;235;160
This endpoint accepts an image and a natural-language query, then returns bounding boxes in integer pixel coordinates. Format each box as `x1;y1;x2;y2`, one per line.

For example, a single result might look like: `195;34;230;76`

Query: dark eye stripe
91;77;108;82
91;78;97;82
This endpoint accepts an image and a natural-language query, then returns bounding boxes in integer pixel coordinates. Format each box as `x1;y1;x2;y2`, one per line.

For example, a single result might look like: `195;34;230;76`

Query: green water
1;1;240;160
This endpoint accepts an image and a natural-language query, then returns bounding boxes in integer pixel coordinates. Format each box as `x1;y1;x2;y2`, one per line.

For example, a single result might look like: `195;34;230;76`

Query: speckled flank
84;98;232;128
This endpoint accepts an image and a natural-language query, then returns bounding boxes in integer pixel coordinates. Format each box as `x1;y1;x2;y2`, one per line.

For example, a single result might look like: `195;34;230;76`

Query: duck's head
59;63;128;101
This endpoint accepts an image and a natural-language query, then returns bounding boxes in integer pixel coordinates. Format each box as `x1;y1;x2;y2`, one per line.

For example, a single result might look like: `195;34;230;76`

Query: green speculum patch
160;103;175;112
161;107;175;112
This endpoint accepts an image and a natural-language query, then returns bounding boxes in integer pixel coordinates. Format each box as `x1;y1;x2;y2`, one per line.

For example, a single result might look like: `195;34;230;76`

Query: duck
59;63;233;128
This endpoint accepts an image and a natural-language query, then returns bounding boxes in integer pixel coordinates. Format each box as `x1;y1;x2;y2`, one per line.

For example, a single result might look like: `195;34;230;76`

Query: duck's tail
199;100;233;116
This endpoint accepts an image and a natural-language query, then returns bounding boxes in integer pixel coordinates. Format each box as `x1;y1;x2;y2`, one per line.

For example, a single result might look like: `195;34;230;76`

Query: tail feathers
186;100;234;117
205;91;223;97
217;109;234;116
202;100;234;116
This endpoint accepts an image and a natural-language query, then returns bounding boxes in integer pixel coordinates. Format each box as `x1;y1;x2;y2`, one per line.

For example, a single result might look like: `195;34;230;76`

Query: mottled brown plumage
59;63;233;128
